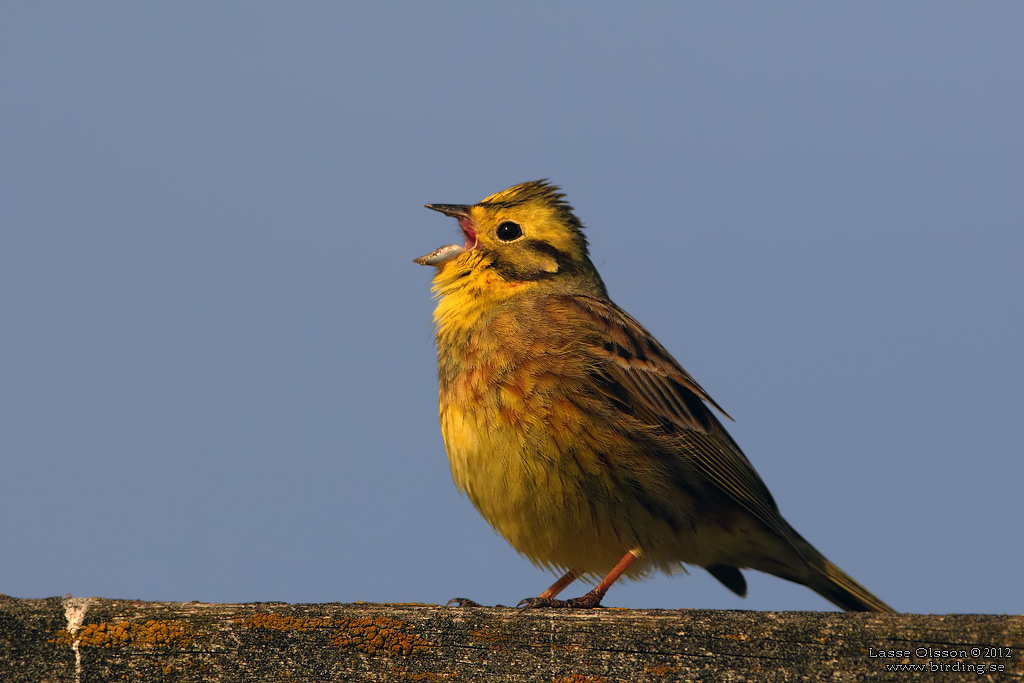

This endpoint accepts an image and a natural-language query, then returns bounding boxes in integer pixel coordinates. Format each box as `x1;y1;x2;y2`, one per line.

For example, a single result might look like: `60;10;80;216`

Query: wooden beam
1;595;1021;681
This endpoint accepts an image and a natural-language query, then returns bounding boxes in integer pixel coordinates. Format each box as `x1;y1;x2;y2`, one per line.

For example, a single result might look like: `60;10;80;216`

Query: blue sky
2;3;1021;614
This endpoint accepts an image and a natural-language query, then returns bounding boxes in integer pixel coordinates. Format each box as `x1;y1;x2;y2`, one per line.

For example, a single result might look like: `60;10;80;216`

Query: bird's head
416;180;606;297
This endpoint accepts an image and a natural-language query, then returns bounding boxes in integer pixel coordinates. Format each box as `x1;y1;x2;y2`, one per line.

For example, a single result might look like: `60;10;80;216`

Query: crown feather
480;180;586;238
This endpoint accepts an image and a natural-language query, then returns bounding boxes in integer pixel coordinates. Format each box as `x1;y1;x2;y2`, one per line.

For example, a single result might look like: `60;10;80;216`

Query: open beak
424;203;471;220
415;203;479;266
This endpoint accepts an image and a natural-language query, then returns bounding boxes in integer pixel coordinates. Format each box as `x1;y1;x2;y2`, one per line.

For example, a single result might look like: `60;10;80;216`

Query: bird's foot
517;589;604;609
445;597;484;607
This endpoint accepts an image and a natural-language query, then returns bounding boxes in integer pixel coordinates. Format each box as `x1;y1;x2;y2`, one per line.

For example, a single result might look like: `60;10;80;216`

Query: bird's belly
439;401;738;576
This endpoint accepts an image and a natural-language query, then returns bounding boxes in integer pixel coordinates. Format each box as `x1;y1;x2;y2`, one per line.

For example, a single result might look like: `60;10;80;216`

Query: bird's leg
519;551;638;609
538;568;583;599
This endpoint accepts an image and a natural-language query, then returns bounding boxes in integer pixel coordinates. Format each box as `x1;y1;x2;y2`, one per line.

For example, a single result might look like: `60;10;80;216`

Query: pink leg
520;551;638;609
538;568;583;599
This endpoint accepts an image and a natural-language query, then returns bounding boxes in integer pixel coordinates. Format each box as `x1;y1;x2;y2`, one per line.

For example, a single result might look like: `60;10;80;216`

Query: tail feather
706;564;748;597
761;520;896;613
807;559;895;613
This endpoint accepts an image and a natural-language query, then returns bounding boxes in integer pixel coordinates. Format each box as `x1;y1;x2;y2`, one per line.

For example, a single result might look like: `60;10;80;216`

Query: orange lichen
51;630;73;646
234;613;333;632
469;626;507;651
235;613;435;656
332;616;434;655
552;675;621;683
50;620;194;649
721;632;751;641
388;669;459;681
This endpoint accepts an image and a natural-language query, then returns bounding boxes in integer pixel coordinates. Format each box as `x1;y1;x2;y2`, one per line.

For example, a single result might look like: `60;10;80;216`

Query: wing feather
563;294;803;555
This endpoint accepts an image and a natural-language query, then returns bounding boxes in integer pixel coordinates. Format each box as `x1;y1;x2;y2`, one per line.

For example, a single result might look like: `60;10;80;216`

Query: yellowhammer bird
415;180;894;612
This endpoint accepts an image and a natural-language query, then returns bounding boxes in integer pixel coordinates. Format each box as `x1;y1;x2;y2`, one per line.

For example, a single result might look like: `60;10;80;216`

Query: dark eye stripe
523;238;569;263
490;238;572;282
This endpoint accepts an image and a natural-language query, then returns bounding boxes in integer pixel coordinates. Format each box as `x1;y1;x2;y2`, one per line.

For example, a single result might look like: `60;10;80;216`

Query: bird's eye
496;221;523;241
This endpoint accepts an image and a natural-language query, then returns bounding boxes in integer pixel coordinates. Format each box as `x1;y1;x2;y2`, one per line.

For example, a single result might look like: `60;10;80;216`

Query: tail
805;558;895;613
756;521;896;613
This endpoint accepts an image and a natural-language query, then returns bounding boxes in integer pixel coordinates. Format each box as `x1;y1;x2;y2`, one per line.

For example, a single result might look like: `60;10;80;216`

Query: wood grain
1;596;1020;682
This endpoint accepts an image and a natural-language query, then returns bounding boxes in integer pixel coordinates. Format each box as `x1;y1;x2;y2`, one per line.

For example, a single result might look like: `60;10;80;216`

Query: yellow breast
428;255;713;577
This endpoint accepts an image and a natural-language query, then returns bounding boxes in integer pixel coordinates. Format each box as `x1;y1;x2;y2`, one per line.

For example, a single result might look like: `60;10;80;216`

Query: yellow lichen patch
388;669;459;681
236;613;435;656
50;629;74;646
552;675;621;683
234;613;333;632
469;626;507;651
331;616;434;656
50;620;194;649
720;632;751;641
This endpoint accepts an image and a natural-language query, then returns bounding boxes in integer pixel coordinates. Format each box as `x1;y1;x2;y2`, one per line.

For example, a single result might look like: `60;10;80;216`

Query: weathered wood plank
1;595;1021;682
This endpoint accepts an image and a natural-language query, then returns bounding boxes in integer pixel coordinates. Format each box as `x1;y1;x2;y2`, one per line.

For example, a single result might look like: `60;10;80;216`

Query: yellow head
415;180;608;300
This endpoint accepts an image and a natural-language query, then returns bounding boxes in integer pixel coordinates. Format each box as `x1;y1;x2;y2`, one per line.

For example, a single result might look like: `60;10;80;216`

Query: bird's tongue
414;218;479;267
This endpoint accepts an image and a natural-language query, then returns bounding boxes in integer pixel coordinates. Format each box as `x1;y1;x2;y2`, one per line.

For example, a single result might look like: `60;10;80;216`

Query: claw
445;597;483;607
517;597;556;609
517;590;604;610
